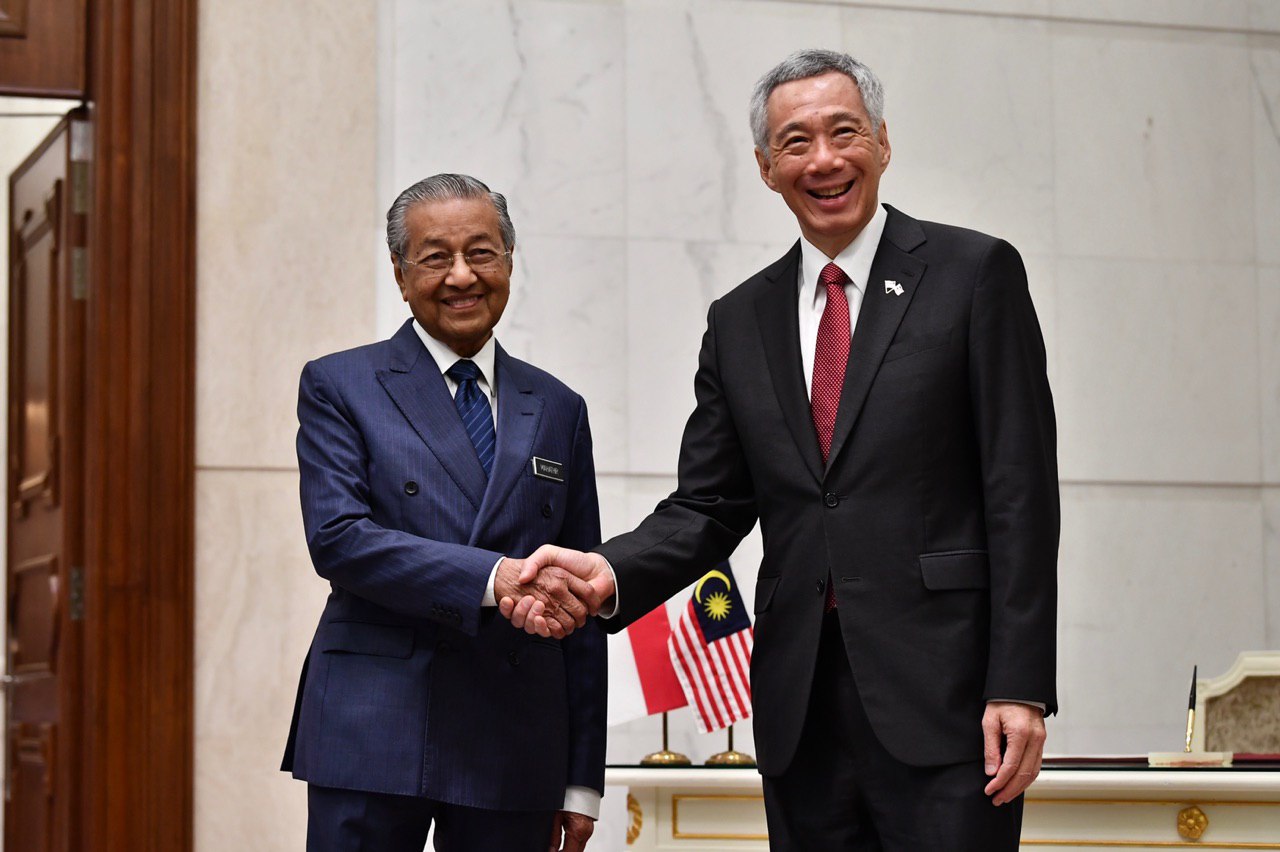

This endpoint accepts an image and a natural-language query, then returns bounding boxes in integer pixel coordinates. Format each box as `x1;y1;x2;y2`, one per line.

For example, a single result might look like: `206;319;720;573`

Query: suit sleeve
968;239;1060;714
296;359;499;635
596;301;760;629
556;397;607;795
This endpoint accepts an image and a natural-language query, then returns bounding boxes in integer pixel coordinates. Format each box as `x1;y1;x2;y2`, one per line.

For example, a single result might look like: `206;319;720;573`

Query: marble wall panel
625;0;842;244
842;8;1056;258
1054;256;1260;483
194;469;327;851
498;235;630;472
1263;266;1280;484
625;238;789;473
1050;0;1250;31
385;0;625;240
1266;488;1280;647
196;734;308;852
197;0;377;470
1055;483;1267;755
195;470;326;742
1254;46;1280;266
1251;0;1280;31
1051;23;1254;265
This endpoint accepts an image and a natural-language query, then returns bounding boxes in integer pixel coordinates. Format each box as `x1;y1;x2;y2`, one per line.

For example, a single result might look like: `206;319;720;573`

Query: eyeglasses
399;248;511;277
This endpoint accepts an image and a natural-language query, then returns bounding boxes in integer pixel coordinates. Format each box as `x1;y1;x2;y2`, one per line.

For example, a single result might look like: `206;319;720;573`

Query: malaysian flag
667;563;754;733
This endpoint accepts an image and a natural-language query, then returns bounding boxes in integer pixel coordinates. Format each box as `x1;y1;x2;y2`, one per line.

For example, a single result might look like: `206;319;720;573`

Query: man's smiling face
755;71;891;258
392;196;512;358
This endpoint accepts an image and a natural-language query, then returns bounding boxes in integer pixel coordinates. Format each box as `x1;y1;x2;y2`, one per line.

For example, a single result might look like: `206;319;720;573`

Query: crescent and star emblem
695;569;734;621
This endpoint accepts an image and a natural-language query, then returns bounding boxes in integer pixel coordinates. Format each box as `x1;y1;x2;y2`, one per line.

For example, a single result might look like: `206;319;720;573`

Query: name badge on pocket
531;457;565;482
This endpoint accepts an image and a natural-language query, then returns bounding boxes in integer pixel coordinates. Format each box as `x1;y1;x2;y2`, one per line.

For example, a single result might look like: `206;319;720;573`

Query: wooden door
0;0;87;98
3;110;85;852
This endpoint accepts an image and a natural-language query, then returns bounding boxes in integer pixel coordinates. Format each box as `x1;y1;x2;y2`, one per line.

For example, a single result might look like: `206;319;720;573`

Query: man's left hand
549;810;594;852
982;701;1046;806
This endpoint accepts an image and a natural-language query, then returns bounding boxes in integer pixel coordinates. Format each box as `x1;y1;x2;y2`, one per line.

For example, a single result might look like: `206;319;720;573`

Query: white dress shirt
413;321;600;819
797;204;888;395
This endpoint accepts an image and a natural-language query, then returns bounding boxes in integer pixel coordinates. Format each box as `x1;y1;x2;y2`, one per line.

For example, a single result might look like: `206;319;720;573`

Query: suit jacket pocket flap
318;621;415;658
754;575;780;613
883;330;950;363
919;551;990;590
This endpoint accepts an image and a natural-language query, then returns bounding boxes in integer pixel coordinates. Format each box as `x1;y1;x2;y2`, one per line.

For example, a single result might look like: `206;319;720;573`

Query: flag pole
706;723;756;766
640;712;691;766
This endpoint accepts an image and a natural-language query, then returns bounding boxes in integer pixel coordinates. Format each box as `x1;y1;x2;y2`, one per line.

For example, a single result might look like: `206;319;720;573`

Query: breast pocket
882;330;951;364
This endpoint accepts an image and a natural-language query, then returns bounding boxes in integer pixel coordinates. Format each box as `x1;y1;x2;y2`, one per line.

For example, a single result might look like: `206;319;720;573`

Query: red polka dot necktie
812;262;851;612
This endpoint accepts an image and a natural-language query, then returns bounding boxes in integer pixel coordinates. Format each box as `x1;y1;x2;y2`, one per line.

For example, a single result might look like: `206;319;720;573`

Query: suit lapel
825;207;928;471
376;320;488;510
754;244;824;485
470;345;543;544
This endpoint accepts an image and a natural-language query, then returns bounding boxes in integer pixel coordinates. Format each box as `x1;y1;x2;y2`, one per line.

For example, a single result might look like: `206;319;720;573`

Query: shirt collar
411;320;498;393
798;202;889;303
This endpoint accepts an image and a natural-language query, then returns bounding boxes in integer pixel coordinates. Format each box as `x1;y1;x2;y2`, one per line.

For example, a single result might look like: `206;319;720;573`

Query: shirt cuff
561;785;601;819
594;555;619;619
482;556;503;607
989;699;1046;713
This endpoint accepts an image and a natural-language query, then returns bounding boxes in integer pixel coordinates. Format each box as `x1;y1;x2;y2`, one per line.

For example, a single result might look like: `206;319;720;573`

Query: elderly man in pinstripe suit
281;174;607;852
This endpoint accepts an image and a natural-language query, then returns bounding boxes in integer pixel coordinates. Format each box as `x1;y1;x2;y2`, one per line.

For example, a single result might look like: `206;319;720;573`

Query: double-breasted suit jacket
282;320;607;810
598;205;1059;776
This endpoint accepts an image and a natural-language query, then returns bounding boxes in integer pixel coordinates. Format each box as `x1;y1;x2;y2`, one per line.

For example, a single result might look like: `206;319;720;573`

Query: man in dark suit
282;173;607;852
506;50;1058;850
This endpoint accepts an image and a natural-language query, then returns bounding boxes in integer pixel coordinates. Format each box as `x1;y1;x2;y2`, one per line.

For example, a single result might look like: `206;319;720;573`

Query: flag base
640;749;692;766
706;749;756;767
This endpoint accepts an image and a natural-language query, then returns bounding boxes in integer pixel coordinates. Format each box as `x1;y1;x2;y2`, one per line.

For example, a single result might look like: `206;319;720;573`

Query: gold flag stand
641;712;691;766
706;724;755;766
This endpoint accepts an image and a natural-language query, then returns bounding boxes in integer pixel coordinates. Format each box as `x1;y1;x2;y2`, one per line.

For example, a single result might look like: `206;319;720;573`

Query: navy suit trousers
307;784;556;852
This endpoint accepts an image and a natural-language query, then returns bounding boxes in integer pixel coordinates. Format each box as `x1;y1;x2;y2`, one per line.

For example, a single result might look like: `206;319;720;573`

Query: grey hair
385;173;516;263
749;49;885;161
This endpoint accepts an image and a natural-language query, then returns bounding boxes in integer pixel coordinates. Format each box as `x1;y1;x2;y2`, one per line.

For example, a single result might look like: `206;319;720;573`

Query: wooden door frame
78;0;196;849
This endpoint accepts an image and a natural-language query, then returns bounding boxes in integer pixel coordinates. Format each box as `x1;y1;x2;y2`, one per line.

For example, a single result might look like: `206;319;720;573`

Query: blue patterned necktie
446;359;495;477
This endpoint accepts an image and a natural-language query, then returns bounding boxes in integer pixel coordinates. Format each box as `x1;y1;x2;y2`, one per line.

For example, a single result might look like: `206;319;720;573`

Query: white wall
194;1;1280;850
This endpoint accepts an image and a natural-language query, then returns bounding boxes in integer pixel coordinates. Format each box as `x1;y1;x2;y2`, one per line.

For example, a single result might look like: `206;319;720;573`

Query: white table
607;764;1280;849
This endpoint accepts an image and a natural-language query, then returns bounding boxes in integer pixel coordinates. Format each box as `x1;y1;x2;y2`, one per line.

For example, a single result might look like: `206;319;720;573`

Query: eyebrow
412;233;500;250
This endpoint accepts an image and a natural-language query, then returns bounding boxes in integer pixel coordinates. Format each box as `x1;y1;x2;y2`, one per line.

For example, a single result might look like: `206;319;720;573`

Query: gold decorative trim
625;793;642;845
671;794;769;841
1176;805;1208;840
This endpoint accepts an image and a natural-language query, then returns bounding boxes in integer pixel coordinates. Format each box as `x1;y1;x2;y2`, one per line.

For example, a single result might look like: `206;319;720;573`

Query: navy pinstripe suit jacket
282;319;607;810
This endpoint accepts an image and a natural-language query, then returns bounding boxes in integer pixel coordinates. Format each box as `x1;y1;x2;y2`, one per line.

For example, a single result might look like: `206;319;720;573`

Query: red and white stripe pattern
667;598;754;734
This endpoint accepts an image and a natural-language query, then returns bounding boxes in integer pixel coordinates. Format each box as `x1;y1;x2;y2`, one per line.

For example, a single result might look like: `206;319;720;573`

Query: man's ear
391;254;409;301
755;148;779;192
878;121;891;171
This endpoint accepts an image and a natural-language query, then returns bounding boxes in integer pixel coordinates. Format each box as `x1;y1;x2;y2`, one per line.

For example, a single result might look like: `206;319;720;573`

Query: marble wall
194;1;377;849
194;0;1280;849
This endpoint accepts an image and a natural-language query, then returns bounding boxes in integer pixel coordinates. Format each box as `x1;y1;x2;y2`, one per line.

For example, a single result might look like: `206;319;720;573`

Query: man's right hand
498;545;615;638
494;556;596;640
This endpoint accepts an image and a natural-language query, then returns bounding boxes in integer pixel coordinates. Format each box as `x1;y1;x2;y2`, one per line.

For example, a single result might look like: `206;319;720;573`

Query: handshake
494;545;616;638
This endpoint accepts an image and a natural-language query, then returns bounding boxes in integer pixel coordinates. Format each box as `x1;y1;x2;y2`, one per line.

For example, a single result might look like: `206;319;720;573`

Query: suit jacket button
404;480;419;495
823;492;839;508
541;503;553;518
816;579;825;594
508;651;520;667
